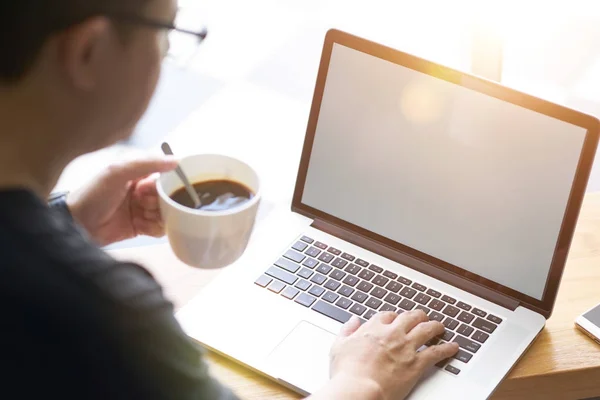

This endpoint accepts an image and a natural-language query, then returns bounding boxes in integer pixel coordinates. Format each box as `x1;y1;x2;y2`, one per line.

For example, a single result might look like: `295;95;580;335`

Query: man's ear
57;17;114;91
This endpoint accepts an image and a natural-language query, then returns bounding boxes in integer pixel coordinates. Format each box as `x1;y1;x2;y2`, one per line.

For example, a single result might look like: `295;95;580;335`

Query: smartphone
575;303;600;344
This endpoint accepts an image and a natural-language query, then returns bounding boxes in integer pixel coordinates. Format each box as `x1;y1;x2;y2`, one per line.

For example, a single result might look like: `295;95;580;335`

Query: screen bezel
292;29;600;318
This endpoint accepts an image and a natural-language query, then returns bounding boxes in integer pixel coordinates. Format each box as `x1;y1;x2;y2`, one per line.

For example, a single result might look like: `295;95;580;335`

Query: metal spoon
161;142;201;209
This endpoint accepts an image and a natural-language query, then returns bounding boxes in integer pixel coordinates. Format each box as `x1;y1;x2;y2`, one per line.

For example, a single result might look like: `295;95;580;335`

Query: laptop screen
301;43;588;301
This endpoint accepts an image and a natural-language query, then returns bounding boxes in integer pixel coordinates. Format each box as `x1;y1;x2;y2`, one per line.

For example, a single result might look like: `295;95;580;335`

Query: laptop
176;29;600;399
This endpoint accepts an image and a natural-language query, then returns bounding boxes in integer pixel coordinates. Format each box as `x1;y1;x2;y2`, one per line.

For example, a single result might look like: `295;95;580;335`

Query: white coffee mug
157;154;261;269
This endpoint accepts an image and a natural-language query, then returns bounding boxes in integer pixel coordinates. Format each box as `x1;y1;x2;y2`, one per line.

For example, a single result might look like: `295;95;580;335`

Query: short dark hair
0;0;151;83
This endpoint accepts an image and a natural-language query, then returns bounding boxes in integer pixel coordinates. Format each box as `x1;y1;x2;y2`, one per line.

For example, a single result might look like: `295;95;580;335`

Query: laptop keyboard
254;235;503;376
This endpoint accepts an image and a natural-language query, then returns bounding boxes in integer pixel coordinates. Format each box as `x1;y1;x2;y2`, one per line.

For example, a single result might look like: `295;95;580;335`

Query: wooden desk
109;193;600;400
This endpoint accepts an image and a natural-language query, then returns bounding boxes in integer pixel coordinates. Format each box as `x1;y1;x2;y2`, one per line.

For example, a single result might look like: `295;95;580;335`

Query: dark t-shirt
0;189;239;399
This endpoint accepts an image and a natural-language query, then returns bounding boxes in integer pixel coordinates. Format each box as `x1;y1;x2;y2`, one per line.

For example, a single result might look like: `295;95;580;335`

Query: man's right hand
329;310;459;400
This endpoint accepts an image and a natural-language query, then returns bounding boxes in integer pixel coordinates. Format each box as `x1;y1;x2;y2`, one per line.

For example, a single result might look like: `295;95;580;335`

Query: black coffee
170;179;254;211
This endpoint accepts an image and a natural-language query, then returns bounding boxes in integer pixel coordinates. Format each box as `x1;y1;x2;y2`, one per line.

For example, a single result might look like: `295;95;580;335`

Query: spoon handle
161;143;202;208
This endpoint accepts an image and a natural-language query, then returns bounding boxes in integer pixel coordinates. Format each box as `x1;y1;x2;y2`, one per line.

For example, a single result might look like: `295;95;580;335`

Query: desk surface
109;192;600;400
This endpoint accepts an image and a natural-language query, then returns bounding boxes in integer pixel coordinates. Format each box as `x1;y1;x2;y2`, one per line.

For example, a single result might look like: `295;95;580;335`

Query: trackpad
266;321;336;394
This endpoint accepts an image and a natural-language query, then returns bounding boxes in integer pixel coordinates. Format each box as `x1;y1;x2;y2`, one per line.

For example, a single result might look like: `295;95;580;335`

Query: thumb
107;156;179;184
339;316;362;337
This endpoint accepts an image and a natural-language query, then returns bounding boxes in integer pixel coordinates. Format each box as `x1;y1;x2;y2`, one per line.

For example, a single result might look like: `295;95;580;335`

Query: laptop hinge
311;218;519;312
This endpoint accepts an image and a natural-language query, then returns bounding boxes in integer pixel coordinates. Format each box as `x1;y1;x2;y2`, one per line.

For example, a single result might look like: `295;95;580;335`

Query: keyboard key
356;259;369;267
442;305;460;318
310;273;327;285
316;263;333;275
266;266;297;285
472;308;487;318
400;287;417;299
330;270;346;281
302;257;319;269
426;289;442;298
383;270;398;280
414;293;431;305
412;283;427;292
366;297;383;309
357;281;374;293
441;295;456;304
254;275;272;288
338;285;355;297
308;285;325;297
332;257;348;269
313;300;352;323
282;287;299;299
487;314;503;324
454;349;473;363
295;293;316;307
336;297;353;310
315;241;328;250
342;252;355;261
284;250;305;263
328;247;342;256
428;338;441;347
369;265;383;273
445;365;460;375
325;279;341;291
457;324;474;337
275;258;300;273
472;330;490;344
380;304;397;312
456;301;472;311
323;291;339;303
295;279;311;291
292;241;308;252
350;303;367;316
371;287;387;299
351;291;369;303
372;275;389;287
268;280;285;293
301;236;314;244
442;330;455;341
298;268;313;279
345;264;362;275
398;276;412;285
318;252;334;263
385;281;403;293
364;309;377;319
384;293;402;305
454;335;481;353
342;275;359;287
358;269;375;281
399;299;416;310
429;299;445;311
435;358;447;368
305;247;321;258
457;311;475;324
429;311;444;322
415;305;430;315
473;317;497;334
443;318;459;330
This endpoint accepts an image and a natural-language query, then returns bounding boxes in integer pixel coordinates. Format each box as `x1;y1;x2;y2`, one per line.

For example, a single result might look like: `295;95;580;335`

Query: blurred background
54;0;600;247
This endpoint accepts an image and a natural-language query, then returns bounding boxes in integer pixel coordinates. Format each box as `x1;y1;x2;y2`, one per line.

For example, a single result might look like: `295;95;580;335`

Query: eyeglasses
108;14;208;65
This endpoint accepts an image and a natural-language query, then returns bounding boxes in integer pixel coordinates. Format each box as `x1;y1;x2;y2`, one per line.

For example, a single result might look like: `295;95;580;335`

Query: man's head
0;0;177;156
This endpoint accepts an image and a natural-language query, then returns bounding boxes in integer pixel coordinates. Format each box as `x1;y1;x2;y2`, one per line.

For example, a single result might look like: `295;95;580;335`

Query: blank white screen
302;44;587;300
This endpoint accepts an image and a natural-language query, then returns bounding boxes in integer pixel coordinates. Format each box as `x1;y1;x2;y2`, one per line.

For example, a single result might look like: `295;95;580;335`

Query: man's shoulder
6;240;166;312
0;195;171;320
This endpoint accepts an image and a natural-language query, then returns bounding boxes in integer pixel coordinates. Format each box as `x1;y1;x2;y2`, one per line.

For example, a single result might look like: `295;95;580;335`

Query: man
0;1;458;399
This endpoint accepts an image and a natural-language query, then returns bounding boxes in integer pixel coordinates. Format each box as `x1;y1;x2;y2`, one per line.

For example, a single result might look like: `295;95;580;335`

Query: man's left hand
67;157;178;246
